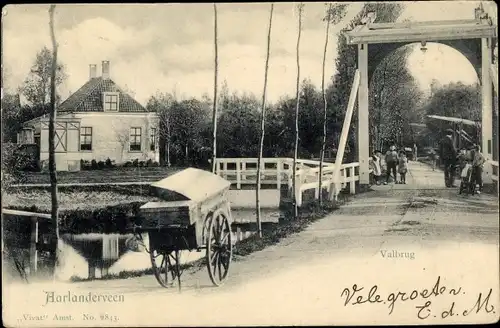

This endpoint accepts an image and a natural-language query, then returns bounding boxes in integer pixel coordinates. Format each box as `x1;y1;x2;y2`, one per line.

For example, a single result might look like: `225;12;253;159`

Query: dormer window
103;92;119;111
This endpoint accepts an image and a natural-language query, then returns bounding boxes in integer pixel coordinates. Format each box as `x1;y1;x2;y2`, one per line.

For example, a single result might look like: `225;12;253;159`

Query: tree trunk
211;3;219;174
48;5;60;281
292;4;304;220
256;3;274;239
319;4;332;207
166;141;171;167
166;117;171;167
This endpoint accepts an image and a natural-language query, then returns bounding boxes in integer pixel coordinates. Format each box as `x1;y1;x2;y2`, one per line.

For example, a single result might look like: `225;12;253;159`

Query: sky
1;2;496;106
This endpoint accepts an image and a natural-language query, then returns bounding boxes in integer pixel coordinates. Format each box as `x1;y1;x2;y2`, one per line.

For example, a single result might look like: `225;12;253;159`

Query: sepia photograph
1;1;499;326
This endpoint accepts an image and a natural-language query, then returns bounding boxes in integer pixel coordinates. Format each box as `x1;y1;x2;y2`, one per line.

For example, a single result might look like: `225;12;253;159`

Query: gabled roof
58;77;149;113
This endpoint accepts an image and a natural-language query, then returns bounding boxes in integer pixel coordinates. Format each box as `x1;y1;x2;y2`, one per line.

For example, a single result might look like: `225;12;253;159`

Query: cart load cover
149;167;231;202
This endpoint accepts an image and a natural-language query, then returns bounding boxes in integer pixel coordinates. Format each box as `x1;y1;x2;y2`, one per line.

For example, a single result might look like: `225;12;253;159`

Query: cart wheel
150;249;178;288
206;209;232;286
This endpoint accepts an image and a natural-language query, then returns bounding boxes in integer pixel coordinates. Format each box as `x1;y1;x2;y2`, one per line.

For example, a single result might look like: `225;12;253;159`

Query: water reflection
54;208;280;280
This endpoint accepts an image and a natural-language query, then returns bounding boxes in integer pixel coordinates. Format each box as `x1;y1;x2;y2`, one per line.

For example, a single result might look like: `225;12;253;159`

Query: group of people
439;129;485;194
369;145;409;185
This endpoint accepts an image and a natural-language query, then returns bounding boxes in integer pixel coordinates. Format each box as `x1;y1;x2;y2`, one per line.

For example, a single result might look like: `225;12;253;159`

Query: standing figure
470;144;486;194
370;151;382;185
428;148;437;170
384;145;399;185
439;129;457;187
457;148;469;174
398;150;408;184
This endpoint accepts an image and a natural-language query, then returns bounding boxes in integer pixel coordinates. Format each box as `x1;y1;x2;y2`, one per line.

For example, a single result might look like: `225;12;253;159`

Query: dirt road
4;162;499;326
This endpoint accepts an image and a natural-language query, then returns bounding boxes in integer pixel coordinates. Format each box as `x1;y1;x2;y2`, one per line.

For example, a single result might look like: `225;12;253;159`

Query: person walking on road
384;145;399;185
439;129;458;187
398;150;408;184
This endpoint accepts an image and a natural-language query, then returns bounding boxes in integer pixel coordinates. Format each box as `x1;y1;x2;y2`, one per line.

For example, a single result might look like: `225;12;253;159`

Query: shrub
146;159;153;167
105;158;113;168
138;161;146;167
1;143;38;185
132;159;139;167
80;159;91;171
97;161;106;169
152;161;160;167
2;143;37;172
91;159;98;170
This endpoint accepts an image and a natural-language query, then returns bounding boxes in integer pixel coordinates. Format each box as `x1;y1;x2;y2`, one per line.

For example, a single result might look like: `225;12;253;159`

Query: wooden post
349;166;356;194
314;170;320;199
88;260;96;279
358;43;370;185
241;162;247;183
236;159;241;189
276;161;282;189
216;159;221;176
101;265;109;277
30;216;38;275
482;37;493;180
329;70;360;201
223;161;228;180
295;170;303;207
260;159;265;183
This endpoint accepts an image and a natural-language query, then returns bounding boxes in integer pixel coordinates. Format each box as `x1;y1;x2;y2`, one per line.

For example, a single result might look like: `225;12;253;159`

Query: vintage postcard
1;2;499;326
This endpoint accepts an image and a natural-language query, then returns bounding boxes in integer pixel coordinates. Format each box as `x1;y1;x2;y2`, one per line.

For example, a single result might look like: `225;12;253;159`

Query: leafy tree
217;92;261;157
146;92;175;165
326;3;405;158
168;98;211;165
424;82;481;145
369;46;423;151
1;94;22;143
19;46;67;107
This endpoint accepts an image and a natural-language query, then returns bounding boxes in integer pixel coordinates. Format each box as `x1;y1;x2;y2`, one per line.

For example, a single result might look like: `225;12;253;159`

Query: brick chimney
89;64;97;79
102;60;110;79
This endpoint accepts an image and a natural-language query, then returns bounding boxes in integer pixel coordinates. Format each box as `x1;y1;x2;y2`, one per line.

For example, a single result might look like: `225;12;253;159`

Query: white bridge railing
215;157;363;206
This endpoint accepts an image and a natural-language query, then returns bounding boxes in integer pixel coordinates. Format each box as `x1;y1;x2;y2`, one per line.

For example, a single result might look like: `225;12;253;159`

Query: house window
150;128;157;151
80;127;92;151
130;127;142;151
104;92;119;111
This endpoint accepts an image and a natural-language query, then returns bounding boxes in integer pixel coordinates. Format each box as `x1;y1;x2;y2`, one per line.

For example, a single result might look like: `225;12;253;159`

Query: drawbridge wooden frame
341;5;497;186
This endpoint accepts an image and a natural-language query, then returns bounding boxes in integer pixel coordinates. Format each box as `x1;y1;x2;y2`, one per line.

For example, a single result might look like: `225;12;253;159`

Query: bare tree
256;3;274;238
292;3;304;219
211;3;219;173
319;3;348;206
114;126;130;162
48;4;60;280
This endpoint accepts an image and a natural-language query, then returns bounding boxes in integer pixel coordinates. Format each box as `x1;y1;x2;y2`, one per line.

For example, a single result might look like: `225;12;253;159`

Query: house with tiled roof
20;61;159;171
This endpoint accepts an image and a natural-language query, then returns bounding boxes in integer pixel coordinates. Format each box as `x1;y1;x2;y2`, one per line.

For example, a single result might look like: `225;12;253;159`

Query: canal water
51;208;280;281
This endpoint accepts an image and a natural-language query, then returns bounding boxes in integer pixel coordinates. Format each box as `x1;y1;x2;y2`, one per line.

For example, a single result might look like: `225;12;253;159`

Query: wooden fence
214;157;364;206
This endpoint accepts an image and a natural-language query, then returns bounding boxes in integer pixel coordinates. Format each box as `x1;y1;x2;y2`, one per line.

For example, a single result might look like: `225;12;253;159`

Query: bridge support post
482;37;494;183
236;160;241;189
276;162;282;189
358;43;370;186
29;216;38;275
